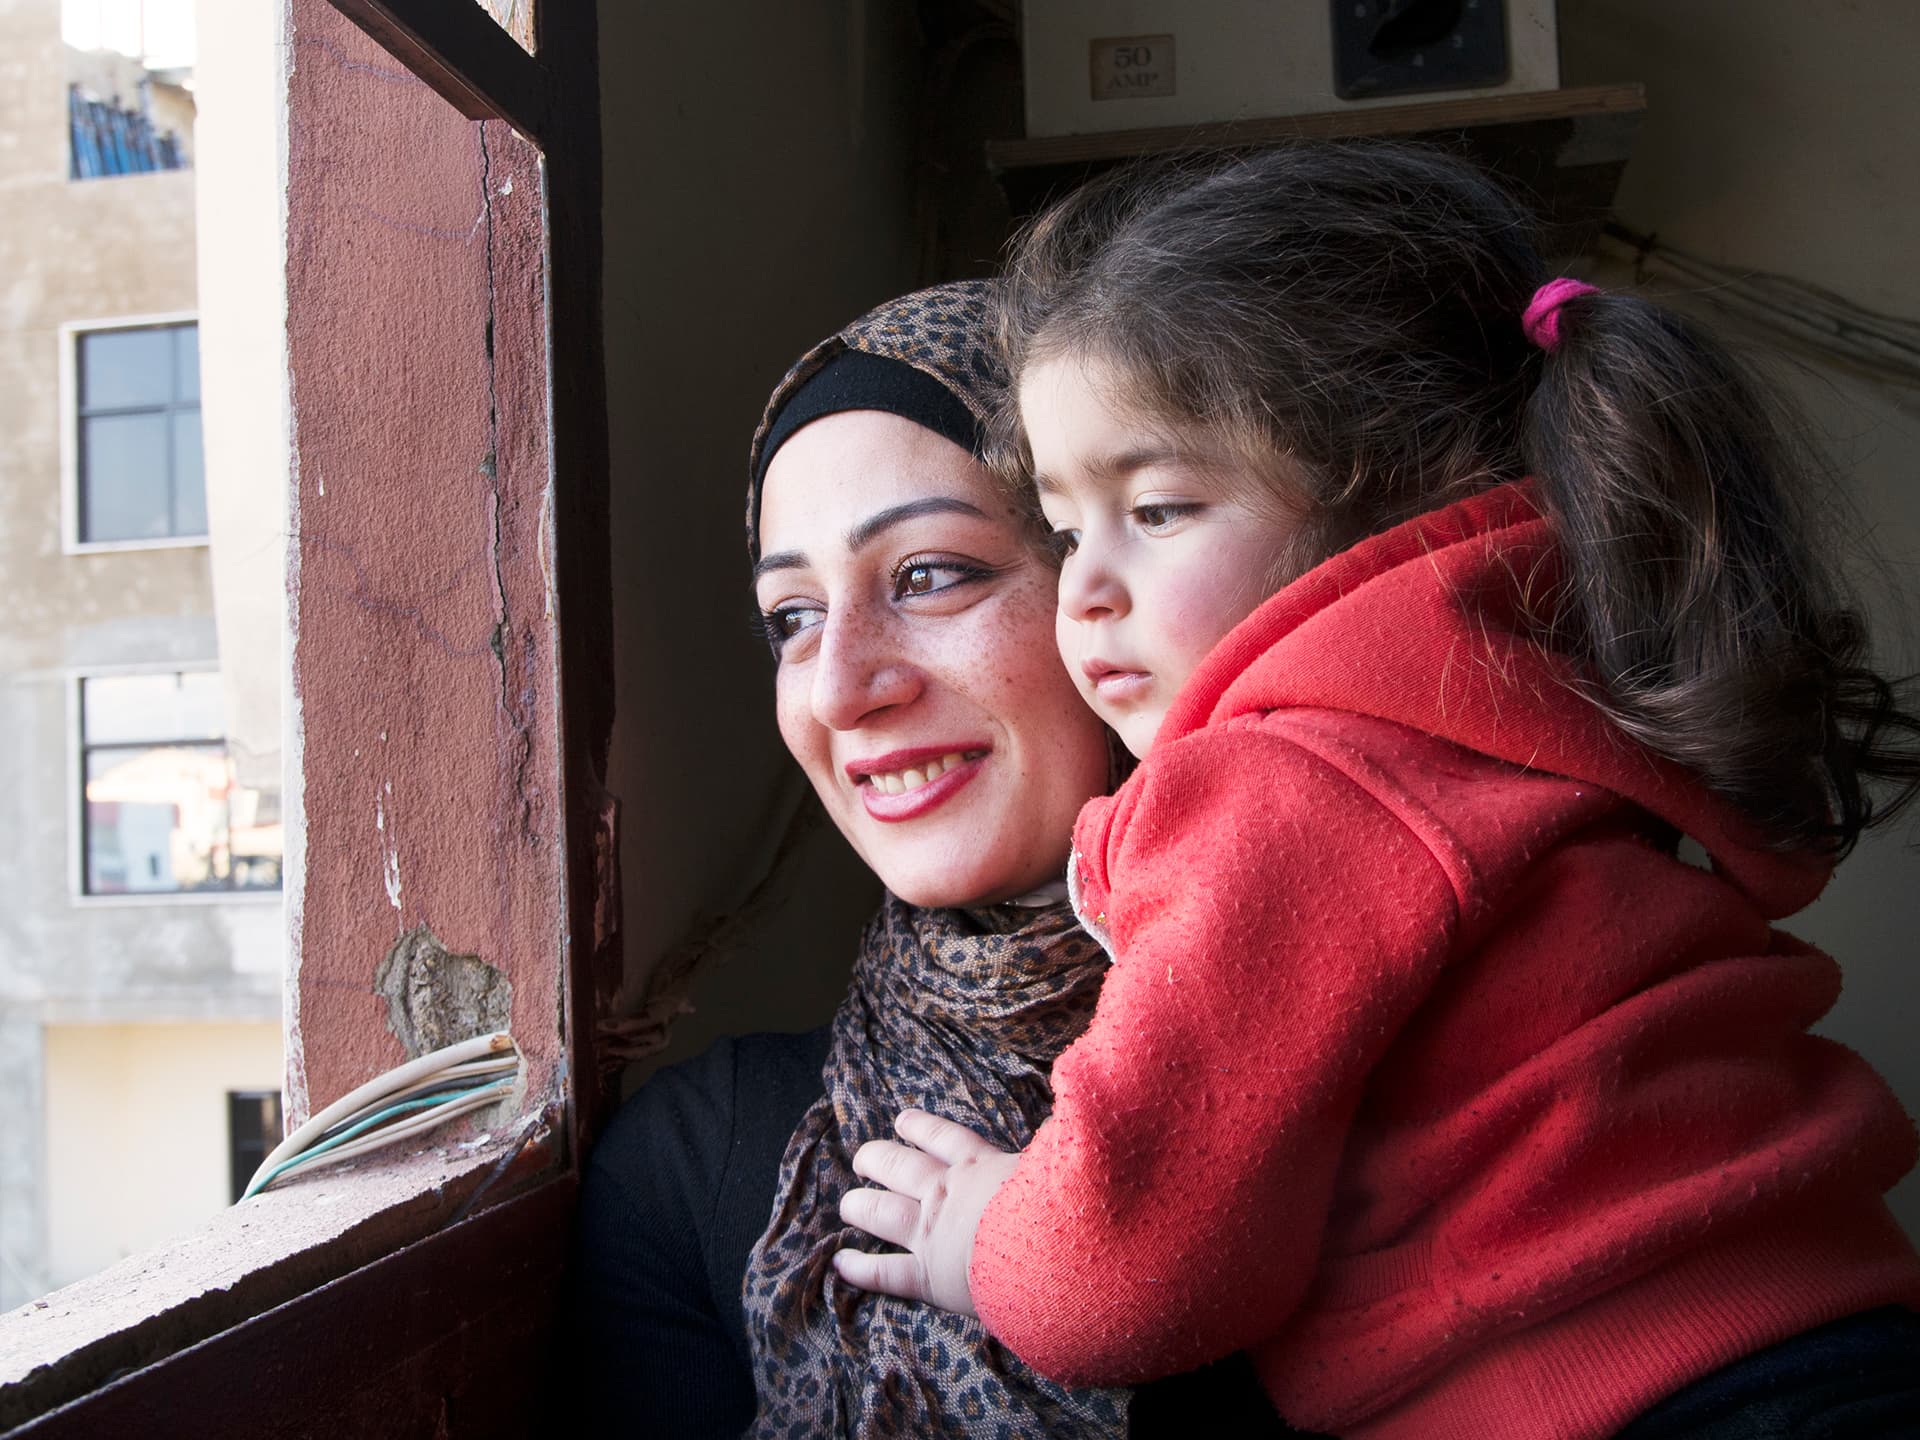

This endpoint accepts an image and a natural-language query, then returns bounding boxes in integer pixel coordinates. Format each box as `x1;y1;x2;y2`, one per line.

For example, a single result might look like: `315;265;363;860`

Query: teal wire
242;1076;515;1200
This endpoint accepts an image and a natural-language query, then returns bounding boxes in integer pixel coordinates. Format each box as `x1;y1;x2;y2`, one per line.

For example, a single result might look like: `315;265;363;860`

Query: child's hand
834;1108;1019;1317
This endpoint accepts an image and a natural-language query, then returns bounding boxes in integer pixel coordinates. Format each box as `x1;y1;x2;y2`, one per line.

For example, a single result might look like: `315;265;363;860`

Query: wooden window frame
0;3;615;1431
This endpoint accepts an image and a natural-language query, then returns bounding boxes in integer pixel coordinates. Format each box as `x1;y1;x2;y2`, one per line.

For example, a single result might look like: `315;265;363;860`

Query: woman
566;283;1293;1436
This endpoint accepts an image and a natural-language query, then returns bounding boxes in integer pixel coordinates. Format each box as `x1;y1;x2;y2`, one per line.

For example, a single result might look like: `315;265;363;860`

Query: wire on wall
240;1032;520;1200
1602;223;1920;391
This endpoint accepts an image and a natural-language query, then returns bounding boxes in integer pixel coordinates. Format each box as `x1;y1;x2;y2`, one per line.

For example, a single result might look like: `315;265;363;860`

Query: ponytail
1521;287;1920;853
998;140;1920;854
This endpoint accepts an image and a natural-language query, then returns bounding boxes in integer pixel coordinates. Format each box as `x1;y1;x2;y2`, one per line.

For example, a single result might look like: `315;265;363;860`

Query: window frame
0;2;614;1429
58;311;207;555
225;1089;285;1205
66;663;285;908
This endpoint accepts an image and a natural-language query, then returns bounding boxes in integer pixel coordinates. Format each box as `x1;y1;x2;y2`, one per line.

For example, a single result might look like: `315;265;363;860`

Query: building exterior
0;0;283;1307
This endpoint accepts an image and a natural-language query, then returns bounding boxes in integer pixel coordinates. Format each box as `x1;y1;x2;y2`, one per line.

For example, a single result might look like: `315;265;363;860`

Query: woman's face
754;409;1110;908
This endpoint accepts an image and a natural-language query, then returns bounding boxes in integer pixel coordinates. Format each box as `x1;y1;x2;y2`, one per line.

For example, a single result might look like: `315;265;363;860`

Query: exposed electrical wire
240;1032;520;1201
1602;223;1920;390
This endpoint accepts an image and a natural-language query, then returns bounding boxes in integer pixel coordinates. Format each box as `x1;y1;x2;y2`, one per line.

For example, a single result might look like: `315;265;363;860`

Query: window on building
79;671;282;896
73;321;205;545
227;1090;284;1204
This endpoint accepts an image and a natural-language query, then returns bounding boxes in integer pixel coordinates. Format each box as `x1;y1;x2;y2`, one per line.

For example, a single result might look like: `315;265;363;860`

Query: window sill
0;1106;561;1430
68;889;283;910
63;536;211;557
63;168;195;186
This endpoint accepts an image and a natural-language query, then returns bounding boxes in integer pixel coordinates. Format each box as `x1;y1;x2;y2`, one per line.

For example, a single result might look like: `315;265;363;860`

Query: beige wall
43;1021;282;1289
597;0;914;1075
192;0;289;795
0;41;205;680
1564;0;1920;1238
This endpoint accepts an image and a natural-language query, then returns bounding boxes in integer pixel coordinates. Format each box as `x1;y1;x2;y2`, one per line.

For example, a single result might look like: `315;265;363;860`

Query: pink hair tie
1522;278;1599;353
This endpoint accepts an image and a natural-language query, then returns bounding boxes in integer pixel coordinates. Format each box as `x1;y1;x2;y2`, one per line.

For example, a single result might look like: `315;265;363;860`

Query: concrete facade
43;1019;281;1283
0;0;281;1306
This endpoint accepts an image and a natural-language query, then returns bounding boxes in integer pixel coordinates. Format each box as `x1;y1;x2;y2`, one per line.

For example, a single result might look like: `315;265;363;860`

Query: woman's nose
1056;539;1128;624
810;612;921;730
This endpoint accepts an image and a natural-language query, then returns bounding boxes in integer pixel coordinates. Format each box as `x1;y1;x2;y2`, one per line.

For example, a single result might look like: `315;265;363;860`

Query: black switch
1332;0;1510;100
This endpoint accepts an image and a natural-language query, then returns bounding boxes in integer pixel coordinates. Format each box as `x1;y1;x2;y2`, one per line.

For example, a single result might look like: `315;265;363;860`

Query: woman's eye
889;557;991;601
760;605;822;650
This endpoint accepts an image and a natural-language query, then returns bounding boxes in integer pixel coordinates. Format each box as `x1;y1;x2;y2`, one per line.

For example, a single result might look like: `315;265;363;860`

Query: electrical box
1023;1;1561;138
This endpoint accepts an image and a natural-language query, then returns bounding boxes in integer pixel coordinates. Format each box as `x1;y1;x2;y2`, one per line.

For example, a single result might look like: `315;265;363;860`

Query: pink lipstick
846;744;989;823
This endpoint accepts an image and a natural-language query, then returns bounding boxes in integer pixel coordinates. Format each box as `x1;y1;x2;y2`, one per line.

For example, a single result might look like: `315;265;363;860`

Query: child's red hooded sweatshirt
969;485;1920;1440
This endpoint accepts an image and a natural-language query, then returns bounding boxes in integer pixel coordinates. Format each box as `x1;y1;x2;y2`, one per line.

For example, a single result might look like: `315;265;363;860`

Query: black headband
752;349;984;498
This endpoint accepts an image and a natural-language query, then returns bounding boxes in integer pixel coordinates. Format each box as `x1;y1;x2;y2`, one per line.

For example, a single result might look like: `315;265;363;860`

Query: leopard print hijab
742;893;1128;1438
745;279;1007;563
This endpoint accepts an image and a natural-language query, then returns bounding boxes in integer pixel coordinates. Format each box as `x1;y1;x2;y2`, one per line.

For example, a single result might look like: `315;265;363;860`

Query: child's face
1022;354;1303;757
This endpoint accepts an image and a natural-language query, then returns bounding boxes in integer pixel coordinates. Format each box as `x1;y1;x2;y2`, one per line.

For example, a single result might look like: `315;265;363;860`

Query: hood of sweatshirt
1153;483;1831;920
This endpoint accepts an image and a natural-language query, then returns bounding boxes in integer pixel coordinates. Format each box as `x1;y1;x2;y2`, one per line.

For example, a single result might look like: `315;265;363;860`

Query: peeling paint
375;786;401;914
280;0;308;1127
372;927;511;1059
536;483;555;619
476;128;538;840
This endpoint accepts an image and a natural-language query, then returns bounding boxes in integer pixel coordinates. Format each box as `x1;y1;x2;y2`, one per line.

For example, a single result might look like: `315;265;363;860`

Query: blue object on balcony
68;82;188;180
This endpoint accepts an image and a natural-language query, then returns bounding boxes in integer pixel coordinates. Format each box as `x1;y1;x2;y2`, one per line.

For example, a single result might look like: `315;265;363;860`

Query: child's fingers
894;1108;1004;1165
832;1246;931;1304
838;1184;921;1247
851;1137;947;1197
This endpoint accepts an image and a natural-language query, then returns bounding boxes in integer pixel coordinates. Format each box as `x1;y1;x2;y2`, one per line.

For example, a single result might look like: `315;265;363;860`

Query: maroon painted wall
285;2;563;1123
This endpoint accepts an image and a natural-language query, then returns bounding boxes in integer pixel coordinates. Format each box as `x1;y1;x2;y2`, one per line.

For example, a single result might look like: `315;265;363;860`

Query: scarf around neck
743;892;1130;1439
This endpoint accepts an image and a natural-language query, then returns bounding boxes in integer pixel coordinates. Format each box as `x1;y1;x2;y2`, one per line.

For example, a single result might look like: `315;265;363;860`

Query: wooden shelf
986;83;1646;257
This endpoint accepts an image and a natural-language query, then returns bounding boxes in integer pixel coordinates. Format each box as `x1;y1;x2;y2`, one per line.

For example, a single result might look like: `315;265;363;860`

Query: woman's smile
851;746;989;820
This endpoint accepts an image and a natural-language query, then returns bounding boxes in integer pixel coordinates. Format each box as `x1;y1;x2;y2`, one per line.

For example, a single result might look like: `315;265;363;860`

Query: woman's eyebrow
752;497;991;584
752;550;808;582
845;497;989;552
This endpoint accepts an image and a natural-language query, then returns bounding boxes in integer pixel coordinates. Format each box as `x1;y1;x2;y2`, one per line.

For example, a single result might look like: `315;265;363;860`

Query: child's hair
993;140;1919;855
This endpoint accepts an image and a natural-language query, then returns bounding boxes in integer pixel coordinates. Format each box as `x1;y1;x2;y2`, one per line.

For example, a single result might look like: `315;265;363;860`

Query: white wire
310;1056;520;1141
245;1032;516;1197
264;1082;516;1187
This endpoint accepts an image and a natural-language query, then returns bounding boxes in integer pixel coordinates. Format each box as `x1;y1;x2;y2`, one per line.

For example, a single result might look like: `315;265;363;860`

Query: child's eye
890;557;991;601
1047;529;1081;560
1133;502;1199;531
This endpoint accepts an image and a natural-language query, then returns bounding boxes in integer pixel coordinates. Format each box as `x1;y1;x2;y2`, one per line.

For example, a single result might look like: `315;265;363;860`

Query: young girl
835;143;1920;1438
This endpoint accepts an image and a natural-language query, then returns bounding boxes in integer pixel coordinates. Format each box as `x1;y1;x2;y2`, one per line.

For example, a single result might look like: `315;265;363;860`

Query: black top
562;1027;1302;1438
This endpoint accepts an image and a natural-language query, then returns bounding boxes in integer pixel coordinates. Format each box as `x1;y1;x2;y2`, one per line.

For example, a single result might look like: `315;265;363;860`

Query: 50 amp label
1090;35;1176;101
